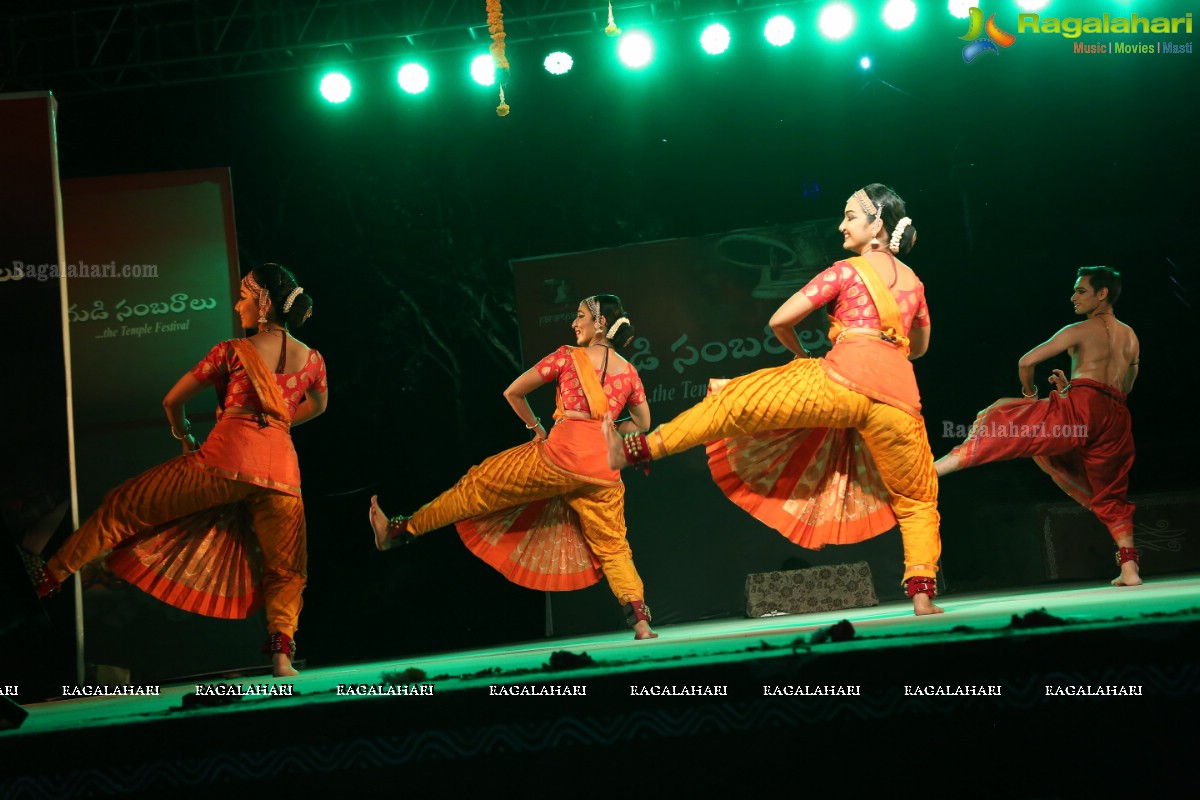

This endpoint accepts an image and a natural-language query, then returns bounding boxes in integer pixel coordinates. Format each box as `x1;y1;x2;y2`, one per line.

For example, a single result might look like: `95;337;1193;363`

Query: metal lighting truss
2;0;811;96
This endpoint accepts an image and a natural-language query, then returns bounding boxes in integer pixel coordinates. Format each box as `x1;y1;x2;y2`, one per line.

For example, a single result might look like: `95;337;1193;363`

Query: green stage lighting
948;0;972;19
860;56;872;69
883;0;917;31
1016;0;1050;9
764;16;795;47
397;63;430;94
701;23;731;55
319;72;352;103
618;32;654;68
819;3;856;41
471;54;496;86
544;51;574;75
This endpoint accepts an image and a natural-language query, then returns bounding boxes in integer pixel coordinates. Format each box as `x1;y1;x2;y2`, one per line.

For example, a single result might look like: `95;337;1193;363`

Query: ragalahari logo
960;7;1015;62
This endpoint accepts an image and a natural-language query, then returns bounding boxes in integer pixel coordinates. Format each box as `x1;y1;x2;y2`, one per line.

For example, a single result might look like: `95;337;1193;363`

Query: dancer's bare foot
912;594;944;615
633;620;658;640
1112;561;1142;587
369;495;392;551
603;413;629;470
934;453;961;478
272;652;299;678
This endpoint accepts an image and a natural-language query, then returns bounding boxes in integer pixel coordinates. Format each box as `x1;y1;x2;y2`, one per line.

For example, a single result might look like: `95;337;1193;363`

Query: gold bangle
525;417;541;430
170;420;192;440
1021;387;1037;399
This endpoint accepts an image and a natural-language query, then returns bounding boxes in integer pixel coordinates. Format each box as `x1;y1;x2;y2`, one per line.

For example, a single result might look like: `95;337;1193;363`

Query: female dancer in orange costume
27;263;327;677
604;184;944;615
369;294;657;639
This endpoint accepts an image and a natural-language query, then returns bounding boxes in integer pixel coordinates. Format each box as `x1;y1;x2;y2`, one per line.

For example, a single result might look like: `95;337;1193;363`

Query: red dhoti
950;378;1135;539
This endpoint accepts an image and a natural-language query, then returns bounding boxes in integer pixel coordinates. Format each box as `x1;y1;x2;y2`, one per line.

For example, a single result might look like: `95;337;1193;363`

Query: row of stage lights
318;0;1055;102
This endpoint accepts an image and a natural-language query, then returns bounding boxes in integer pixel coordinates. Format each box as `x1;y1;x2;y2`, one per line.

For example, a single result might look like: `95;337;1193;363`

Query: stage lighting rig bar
2;0;818;96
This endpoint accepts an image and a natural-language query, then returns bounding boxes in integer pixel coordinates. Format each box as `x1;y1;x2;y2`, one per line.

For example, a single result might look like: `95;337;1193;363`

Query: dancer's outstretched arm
908;323;930;360
768;293;817;358
162;373;207;453
503;368;551;441
623;402;651;433
1017;325;1080;398
1122;334;1140;394
291;385;328;427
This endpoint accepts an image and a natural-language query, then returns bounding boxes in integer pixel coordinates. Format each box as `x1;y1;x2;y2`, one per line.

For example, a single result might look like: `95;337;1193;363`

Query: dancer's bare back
1020;314;1139;395
1066;315;1139;393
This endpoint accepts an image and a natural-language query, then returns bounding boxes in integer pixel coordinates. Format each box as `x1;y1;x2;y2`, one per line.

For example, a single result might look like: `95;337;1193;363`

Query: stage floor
7;573;1199;738
4;574;1200;796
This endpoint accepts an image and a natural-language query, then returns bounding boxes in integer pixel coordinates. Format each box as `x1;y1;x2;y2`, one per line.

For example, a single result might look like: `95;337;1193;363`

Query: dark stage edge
3;575;1200;797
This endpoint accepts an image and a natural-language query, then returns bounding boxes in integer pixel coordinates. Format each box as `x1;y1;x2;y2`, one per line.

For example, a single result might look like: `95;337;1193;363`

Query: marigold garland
487;0;511;115
604;2;621;37
486;0;509;70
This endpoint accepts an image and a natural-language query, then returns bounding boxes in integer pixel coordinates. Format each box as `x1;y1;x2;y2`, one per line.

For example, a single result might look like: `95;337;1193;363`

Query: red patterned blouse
191;340;328;418
801;261;931;333
534;345;646;417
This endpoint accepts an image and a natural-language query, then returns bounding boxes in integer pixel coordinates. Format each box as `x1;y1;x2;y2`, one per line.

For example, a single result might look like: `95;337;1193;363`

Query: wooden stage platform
3;574;1199;797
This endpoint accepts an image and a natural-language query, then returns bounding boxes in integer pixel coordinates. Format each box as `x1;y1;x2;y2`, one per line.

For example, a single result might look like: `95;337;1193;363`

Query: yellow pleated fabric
48;455;307;636
651;357;940;581
412;437;647;605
